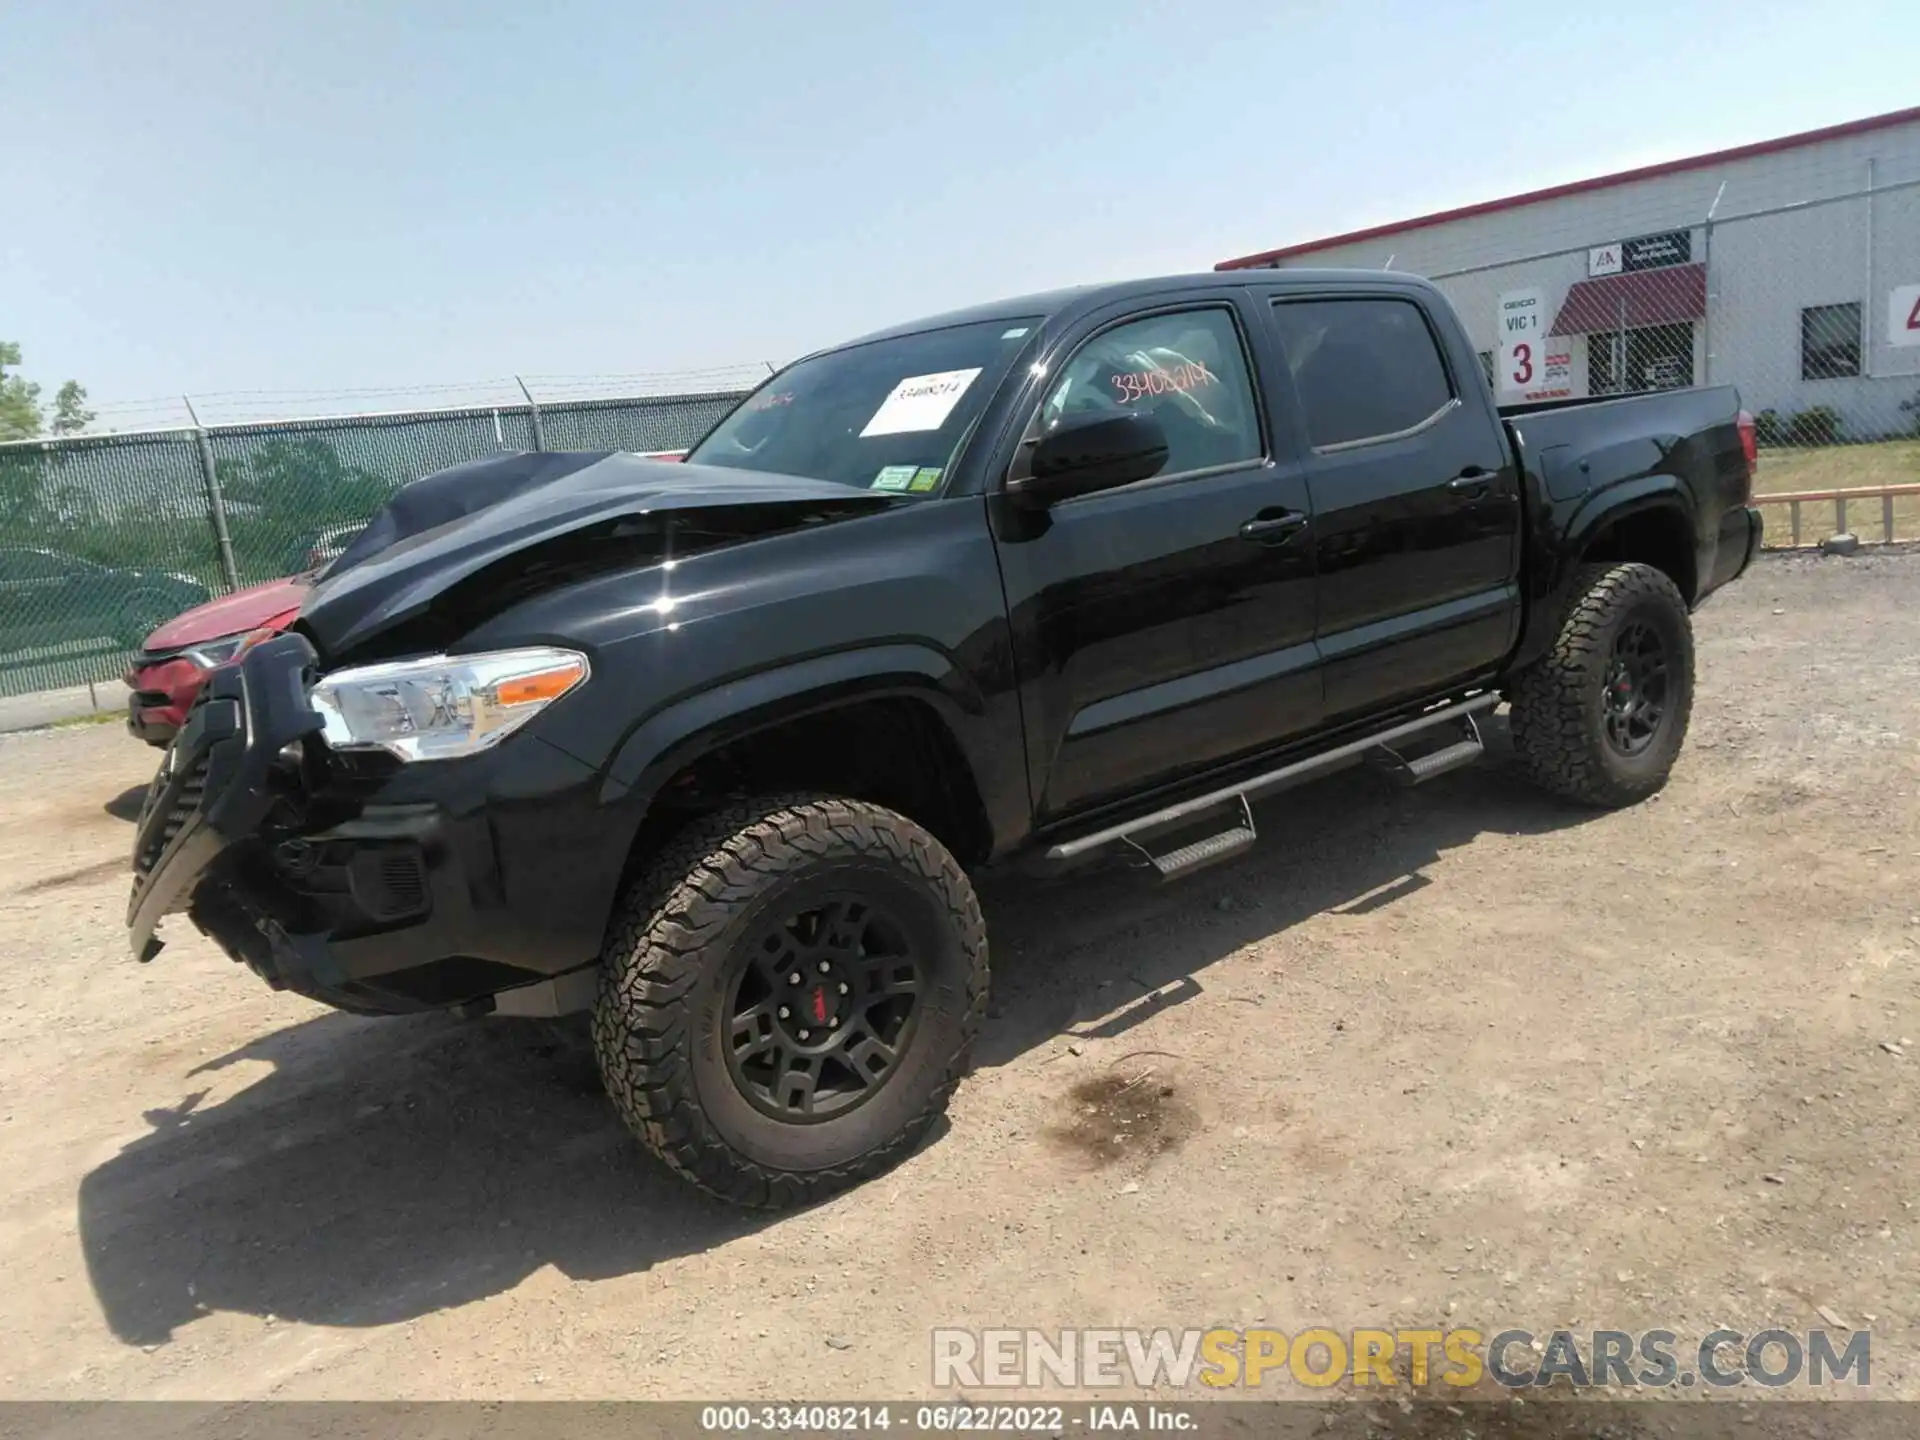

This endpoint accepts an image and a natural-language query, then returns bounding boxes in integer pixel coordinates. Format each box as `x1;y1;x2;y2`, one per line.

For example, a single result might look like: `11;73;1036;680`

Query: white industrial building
1218;107;1920;439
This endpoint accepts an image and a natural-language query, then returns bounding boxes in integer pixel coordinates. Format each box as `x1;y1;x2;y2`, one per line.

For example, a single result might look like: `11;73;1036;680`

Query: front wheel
592;794;987;1208
1506;561;1696;808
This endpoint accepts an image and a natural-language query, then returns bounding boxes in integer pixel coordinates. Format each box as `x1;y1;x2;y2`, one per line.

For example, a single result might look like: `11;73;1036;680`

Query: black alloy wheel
1601;620;1670;757
726;895;923;1122
1505;560;1697;808
593;793;987;1208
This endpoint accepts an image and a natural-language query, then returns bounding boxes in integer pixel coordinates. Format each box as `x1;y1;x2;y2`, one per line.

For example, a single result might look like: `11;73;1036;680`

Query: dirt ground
0;551;1915;1406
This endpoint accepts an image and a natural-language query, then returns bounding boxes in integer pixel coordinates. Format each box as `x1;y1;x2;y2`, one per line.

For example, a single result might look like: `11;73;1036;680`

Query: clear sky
6;0;1917;422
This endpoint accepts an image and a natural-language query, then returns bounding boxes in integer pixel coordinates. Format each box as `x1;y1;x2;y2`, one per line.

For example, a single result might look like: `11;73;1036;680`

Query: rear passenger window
1033;308;1262;477
1270;298;1455;449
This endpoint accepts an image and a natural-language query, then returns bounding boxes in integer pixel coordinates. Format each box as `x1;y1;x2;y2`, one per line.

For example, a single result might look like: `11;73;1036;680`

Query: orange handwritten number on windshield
1110;363;1216;404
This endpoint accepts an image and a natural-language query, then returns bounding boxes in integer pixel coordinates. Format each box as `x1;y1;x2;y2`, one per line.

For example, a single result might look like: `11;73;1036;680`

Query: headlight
182;633;248;669
309;646;589;762
182;626;282;671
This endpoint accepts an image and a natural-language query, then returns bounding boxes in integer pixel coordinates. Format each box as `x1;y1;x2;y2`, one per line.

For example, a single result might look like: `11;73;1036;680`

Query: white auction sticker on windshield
859;368;982;437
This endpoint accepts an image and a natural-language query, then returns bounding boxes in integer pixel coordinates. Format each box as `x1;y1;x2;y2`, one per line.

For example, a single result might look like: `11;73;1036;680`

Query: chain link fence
1231;150;1920;552
1419;179;1920;551
1419;177;1920;466
0;389;745;698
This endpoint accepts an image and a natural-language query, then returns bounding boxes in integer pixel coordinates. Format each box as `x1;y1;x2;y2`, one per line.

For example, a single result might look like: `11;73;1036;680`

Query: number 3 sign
1497;289;1548;392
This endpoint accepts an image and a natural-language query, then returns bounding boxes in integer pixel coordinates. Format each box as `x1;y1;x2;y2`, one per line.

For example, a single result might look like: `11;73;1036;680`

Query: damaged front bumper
127;633;323;966
126;633;623;1016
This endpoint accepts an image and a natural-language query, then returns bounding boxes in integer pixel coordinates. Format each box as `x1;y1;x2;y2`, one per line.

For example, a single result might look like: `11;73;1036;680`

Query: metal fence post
182;395;240;590
1701;181;1725;386
516;376;547;452
1864;158;1876;380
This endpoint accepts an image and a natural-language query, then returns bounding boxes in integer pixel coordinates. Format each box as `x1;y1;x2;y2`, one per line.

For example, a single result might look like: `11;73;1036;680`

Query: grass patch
51;710;123;730
1753;439;1920;546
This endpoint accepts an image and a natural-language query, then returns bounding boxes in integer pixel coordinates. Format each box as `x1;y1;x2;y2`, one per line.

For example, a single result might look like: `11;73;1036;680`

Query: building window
1801;303;1862;380
1589;323;1695;396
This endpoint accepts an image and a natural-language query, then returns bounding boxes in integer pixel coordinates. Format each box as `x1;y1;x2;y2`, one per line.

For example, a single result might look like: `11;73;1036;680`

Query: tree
0;342;93;441
222;436;393;523
0;342;42;441
51;381;95;436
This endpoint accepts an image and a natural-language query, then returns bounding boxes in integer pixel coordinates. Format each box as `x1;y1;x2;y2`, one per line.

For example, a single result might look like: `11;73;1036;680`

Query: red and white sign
1496;288;1547;395
1890;284;1920;349
1528;348;1575;401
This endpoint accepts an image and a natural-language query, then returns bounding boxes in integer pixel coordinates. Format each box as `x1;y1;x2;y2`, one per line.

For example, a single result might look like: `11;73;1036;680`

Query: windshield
687;317;1041;495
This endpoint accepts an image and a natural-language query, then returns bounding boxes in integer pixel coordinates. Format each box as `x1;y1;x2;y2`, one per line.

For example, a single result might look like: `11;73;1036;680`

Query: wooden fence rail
1752;482;1920;548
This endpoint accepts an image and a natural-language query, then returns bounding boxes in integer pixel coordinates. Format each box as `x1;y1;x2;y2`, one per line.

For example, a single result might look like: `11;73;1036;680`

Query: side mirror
1006;410;1169;509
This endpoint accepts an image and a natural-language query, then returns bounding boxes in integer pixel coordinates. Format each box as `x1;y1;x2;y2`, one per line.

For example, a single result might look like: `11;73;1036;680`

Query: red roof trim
1215;106;1920;271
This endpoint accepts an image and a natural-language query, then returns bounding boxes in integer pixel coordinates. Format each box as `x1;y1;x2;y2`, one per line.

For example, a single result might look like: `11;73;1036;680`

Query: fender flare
1563;474;1699;566
1515;478;1698;668
598;642;1003;819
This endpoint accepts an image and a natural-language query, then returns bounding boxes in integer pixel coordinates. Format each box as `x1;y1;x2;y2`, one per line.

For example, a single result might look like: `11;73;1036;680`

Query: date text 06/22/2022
700;1404;1195;1432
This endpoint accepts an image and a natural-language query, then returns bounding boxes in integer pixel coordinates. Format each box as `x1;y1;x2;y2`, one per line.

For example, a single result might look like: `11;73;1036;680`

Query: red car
123;574;307;745
123;449;688;745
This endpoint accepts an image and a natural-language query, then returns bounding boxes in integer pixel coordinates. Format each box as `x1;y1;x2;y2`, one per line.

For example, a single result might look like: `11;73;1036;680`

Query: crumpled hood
142;574;309;652
299;450;894;658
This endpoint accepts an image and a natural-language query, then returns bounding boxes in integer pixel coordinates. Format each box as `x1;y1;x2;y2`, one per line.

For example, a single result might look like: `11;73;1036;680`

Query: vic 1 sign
1890;284;1920;349
1497;288;1548;392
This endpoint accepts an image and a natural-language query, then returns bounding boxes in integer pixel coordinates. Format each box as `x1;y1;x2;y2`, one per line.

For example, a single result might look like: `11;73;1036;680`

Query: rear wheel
1506;561;1695;808
592;794;987;1208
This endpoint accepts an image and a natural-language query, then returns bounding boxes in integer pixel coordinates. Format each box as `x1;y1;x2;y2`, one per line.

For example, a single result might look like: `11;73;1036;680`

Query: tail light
1736;409;1757;500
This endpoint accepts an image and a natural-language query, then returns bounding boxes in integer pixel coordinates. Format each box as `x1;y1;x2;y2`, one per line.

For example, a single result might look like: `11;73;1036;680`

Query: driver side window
1033;307;1263;478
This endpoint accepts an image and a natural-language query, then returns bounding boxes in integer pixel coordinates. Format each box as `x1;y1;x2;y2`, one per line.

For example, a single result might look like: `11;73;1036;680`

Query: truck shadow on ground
77;720;1598;1346
971;722;1592;1068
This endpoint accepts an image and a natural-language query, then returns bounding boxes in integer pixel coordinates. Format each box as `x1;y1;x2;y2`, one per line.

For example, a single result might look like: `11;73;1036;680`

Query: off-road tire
592;794;987;1208
1506;561;1695;808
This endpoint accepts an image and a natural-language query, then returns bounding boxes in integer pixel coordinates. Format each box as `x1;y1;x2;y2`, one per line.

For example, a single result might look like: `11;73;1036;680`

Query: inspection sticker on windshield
860;368;982;437
907;467;942;493
870;465;919;491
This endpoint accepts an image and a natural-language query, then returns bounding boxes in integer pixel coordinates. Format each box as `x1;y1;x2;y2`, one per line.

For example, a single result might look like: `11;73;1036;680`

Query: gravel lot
0;551;1915;1407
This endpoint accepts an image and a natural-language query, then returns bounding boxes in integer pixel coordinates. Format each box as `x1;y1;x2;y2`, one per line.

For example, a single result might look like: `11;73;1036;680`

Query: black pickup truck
127;270;1762;1206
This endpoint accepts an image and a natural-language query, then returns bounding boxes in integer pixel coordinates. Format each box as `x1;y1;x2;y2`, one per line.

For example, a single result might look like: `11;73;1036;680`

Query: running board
1043;693;1500;867
1122;796;1258;880
1404;736;1485;782
1376;712;1487;786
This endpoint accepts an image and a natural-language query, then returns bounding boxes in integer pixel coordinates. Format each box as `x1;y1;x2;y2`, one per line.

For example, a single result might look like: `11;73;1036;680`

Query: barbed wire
51;367;774;435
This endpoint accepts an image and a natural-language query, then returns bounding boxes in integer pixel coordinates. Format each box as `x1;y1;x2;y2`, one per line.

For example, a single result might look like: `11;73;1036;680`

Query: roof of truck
836;269;1430;351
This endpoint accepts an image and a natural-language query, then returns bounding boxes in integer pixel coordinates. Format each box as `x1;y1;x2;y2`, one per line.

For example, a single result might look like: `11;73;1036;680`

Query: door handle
1447;469;1492;499
1239;510;1308;543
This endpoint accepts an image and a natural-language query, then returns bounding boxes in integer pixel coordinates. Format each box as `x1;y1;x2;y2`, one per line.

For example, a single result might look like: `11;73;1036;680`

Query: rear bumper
1702;505;1764;599
127;635;629;1015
